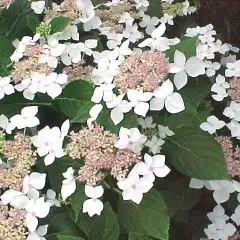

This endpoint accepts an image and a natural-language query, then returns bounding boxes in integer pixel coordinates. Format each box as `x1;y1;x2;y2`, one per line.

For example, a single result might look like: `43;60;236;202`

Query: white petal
153;165;171;178
61;120;70;137
223;223;236;236
94;186;104;199
61;180;76;201
35;198;50;218
26;215;38;233
111;107;124;125
46;83;62;99
0;115;8;129
185;57;206;77
36;225;48;237
29;172;46;190
153;80;173;99
85;39;98;49
44;153;55;166
174;71;188;90
134;102;149;117
91;87;103;103
132;162;149;175
174;50;186;68
165;93;185;113
213;189;230;204
151;23;166;38
189;178;205;189
149;97;164;111
85;185;95;199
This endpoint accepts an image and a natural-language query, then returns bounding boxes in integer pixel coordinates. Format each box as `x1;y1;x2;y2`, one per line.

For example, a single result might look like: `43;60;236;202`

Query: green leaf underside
128;232;151;240
118;189;169;240
165;127;230;180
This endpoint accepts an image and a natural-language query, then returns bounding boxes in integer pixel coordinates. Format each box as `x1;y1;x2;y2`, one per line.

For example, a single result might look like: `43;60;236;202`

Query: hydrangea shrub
0;0;240;239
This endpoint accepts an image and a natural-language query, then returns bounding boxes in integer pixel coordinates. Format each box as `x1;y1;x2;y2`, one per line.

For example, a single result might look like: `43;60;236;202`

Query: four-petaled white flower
23;172;46;194
0;114;16;134
133;153;171;182
139;14;160;35
150;79;185;113
31;1;45;14
91;83;115;103
139;23;179;51
115;127;147;153
211;74;230;101
25;197;51;232
160;14;174;26
10;106;40;129
223;101;240;121
200;115;225;134
145;136;165;154
83;185;104;217
117;171;153;204
138;116;156;129
127;89;153;117
27;225;48;240
106;94;132;125
45;189;61;207
169;50;206;90
158;125;174;139
225;60;240;77
31;120;69;165
61;167;76;201
0;76;14;99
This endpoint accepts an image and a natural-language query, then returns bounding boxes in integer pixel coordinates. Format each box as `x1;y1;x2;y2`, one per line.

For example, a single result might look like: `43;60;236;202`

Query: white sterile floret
205;205;236;240
139;14;160;35
0;76;14;99
62;25;79;41
91;83;115;103
160;14;174;26
127;89;153;117
158;125;174;139
83;185;104;217
138;116;156;129
123;22;143;43
205;60;221;77
200;116;225;134
134;0;149;9
25;197;51;232
211;74;230;101
145;136;165;154
227;120;240;139
182;0;196;15
10;106;40;129
45;189;61;207
31;1;45;14
133;153;171;182
0;189;29;209
150;79;185;114
115;127;147;153
139;23;180;51
23;172;46;194
169;50;206;90
106;94;132;125
27;225;48;240
223;101;240;121
61;167;76;201
87;104;103;129
225;60;240;77
117;171;153;204
31;120;70;165
0;114;16;134
231;205;240;226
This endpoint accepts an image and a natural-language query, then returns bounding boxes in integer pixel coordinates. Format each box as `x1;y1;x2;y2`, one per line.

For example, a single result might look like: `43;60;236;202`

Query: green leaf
0;93;51;117
128;232;151;240
164;127;230;180
89;202;119;240
70;184;87;221
53;80;94;122
3;0;34;40
145;0;163;18
97;110;138;134
50;16;71;34
57;236;85;240
165;36;198;61
0;35;14;76
27;15;40;33
118;189;169;240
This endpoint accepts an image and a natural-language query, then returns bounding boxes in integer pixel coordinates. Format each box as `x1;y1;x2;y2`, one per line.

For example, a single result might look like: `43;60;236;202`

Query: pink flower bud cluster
0;204;28;239
66;126;139;185
217;136;240;178
228;78;240;102
114;51;169;93
0;133;36;190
